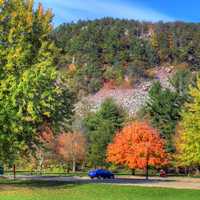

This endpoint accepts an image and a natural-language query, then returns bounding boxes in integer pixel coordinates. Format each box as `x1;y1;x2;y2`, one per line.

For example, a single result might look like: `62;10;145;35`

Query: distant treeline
52;18;200;95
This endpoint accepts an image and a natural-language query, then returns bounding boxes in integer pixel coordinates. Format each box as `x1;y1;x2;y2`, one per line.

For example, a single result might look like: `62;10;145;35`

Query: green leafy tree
0;0;75;164
176;76;200;167
84;98;125;167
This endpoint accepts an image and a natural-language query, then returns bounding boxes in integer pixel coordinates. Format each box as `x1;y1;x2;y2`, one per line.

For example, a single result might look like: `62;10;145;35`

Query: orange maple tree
107;121;168;179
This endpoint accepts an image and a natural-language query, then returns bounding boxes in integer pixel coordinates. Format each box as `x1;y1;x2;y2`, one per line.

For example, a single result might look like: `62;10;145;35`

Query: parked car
88;169;115;179
159;169;167;177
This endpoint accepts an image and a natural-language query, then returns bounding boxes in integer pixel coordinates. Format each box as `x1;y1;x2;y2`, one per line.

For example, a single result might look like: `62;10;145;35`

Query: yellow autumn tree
176;76;200;168
0;0;75;165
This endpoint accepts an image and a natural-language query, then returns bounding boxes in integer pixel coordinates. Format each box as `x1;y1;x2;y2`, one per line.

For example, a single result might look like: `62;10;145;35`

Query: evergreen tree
84;98;125;167
75;64;103;95
52;18;200;95
170;69;193;101
145;70;193;153
145;82;181;152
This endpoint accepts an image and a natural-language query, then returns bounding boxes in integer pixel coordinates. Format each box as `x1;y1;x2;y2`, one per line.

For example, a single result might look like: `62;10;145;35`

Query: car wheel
97;176;101;180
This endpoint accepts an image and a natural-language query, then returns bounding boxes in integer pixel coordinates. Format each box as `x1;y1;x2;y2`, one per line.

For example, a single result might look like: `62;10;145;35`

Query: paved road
8;175;200;190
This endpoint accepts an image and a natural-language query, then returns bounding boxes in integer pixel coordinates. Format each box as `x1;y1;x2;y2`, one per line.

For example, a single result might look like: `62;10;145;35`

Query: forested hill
52;18;200;96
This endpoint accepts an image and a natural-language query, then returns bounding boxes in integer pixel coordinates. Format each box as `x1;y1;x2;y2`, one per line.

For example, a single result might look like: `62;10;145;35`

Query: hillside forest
1;0;200;177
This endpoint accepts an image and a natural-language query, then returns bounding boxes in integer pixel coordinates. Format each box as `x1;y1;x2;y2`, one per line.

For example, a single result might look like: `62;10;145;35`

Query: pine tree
145;82;181;152
84;98;125;167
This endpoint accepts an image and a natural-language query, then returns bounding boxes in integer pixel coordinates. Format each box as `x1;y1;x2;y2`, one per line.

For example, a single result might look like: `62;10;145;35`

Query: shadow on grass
0;179;75;190
0;176;176;190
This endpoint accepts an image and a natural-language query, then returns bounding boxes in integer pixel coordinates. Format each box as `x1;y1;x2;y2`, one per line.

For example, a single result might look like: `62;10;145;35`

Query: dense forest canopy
52;18;200;96
2;0;200;175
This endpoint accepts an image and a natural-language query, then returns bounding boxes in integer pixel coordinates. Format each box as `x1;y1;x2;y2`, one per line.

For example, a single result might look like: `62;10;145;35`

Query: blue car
88;169;114;179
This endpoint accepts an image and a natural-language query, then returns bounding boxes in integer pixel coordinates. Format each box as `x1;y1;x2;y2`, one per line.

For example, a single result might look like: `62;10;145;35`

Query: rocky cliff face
76;66;175;116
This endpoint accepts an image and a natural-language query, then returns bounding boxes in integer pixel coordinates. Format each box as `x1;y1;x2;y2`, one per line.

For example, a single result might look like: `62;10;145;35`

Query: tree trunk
195;167;200;175
66;163;70;174
184;167;187;175
72;157;76;173
13;164;16;180
145;152;149;180
81;161;86;171
145;165;149;180
131;169;135;175
188;167;191;176
39;160;43;175
175;167;179;175
38;154;44;175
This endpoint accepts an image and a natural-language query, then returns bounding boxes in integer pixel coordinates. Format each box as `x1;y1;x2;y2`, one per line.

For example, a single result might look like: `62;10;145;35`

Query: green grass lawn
0;179;199;200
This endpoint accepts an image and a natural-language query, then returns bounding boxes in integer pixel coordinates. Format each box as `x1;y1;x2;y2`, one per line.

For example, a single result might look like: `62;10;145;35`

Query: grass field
0;179;200;200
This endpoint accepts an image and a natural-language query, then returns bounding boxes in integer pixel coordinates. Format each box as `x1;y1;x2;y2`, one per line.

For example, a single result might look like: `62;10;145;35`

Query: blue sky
34;0;200;26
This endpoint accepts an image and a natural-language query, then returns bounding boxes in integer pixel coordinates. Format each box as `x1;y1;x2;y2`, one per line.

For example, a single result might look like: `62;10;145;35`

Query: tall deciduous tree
34;126;55;173
107;121;168;180
55;132;87;172
176;76;200;168
0;0;75;164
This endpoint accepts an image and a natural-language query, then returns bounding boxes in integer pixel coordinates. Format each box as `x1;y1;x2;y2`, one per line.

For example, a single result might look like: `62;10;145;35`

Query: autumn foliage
40;126;54;144
55;132;87;172
107;121;168;174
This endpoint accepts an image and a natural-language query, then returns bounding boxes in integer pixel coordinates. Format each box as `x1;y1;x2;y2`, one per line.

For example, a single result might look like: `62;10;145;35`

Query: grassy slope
0;180;199;200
